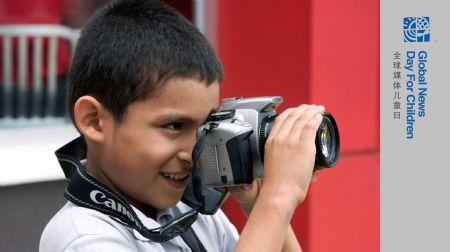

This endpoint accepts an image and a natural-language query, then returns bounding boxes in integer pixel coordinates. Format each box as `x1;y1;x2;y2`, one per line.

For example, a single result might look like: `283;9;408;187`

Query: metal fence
0;25;79;127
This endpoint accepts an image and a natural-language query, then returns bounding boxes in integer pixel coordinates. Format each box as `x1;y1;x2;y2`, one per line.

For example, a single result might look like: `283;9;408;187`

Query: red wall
307;0;380;251
216;0;313;248
217;1;311;110
216;0;380;251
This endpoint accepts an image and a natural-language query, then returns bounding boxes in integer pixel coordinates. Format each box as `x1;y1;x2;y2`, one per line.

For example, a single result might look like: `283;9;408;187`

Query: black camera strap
180;226;207;252
172;206;208;252
181;124;228;215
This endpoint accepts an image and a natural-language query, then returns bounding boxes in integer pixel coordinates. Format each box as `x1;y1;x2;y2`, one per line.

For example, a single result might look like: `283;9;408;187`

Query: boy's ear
74;96;110;143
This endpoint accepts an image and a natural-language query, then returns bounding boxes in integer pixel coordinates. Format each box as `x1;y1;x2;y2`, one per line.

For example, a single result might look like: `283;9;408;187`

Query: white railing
0;25;80;126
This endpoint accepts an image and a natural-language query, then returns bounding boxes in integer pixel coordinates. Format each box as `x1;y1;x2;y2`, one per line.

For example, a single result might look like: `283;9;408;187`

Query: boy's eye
164;122;184;131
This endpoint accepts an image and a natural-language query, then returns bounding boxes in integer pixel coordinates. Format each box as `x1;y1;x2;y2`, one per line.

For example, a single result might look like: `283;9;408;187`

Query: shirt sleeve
215;209;240;252
39;202;161;252
60;234;137;252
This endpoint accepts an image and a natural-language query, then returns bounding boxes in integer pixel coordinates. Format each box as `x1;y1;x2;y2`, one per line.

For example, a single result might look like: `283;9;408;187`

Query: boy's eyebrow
157;108;218;124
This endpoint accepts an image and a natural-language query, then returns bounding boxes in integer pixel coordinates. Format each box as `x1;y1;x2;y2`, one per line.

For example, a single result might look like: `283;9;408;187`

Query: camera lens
259;112;340;170
319;123;331;158
314;112;340;169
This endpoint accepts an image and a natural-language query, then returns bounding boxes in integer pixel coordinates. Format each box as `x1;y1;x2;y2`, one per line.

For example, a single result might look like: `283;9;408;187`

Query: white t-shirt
40;201;239;251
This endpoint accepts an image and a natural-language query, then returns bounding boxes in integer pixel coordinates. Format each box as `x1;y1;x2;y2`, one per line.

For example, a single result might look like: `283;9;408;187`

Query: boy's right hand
259;104;325;210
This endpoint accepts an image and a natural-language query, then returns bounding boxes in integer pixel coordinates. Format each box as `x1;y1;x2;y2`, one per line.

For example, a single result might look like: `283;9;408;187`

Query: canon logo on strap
90;190;140;227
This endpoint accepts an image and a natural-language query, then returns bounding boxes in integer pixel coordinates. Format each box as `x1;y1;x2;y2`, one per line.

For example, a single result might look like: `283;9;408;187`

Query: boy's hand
229;104;323;216
232;105;323;252
228;179;263;216
229;173;318;216
259;104;325;210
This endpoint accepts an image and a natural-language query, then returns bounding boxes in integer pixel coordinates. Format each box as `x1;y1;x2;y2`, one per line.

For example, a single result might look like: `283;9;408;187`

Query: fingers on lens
274;105;311;132
299;113;323;146
269;107;296;135
267;105;323;146
290;106;324;152
291;105;324;135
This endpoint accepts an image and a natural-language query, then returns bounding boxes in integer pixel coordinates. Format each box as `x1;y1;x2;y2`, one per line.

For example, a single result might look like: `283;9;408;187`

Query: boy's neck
140;205;158;220
84;159;158;220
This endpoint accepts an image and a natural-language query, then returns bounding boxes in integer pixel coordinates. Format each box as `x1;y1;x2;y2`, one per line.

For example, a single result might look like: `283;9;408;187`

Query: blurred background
0;0;379;251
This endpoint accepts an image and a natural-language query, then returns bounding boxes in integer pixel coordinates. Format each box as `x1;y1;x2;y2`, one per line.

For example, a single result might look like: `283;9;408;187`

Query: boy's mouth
160;172;191;189
161;173;189;181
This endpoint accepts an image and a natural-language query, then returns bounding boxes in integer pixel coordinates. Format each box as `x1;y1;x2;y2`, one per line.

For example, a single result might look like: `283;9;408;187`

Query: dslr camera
197;96;340;188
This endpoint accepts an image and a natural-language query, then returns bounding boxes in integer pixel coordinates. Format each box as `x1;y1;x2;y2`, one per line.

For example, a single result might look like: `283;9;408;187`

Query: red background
215;1;380;251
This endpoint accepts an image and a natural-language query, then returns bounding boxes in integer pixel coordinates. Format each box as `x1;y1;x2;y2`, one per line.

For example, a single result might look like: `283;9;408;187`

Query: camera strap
172;207;208;252
180;225;207;252
188;123;228;214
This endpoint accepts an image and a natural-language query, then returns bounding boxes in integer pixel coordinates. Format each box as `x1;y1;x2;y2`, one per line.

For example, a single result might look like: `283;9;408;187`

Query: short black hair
67;0;223;125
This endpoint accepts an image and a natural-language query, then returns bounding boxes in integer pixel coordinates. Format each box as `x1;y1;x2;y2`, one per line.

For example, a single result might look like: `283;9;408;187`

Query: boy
40;0;325;251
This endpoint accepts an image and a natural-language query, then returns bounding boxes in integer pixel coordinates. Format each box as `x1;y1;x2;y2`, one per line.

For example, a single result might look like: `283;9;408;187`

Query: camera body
198;96;283;187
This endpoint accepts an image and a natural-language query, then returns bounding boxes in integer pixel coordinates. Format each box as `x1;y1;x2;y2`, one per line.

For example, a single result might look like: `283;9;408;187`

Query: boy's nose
177;132;197;167
177;150;193;167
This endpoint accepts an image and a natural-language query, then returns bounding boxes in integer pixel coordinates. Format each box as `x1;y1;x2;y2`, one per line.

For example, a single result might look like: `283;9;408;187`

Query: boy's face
89;78;220;211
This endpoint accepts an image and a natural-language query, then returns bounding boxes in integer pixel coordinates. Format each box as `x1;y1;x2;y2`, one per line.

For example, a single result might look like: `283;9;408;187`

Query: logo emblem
403;17;430;42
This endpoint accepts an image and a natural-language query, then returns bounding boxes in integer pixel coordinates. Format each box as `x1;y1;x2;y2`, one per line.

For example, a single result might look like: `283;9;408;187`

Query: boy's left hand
228;173;318;216
228;179;263;216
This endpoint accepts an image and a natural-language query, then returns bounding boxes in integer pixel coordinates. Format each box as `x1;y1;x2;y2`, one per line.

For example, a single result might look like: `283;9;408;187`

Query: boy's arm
234;193;300;252
283;226;303;252
230;104;324;252
229;180;301;252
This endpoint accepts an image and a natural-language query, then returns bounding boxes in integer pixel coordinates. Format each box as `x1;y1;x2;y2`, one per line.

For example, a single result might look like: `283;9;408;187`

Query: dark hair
67;0;223;125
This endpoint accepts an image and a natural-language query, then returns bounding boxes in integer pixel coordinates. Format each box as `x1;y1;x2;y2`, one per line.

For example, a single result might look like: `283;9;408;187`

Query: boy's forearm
237;196;302;252
234;194;298;252
237;203;302;252
282;226;302;252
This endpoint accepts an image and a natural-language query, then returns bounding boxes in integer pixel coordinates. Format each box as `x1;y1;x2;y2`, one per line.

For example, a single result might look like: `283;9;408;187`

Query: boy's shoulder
39;201;239;251
39;201;137;251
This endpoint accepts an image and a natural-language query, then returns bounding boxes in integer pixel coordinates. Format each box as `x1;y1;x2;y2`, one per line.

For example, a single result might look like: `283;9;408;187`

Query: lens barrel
314;112;340;169
259;112;340;170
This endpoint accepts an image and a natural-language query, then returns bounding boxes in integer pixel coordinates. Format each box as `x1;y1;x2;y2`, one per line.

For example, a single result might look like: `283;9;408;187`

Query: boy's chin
153;194;184;210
